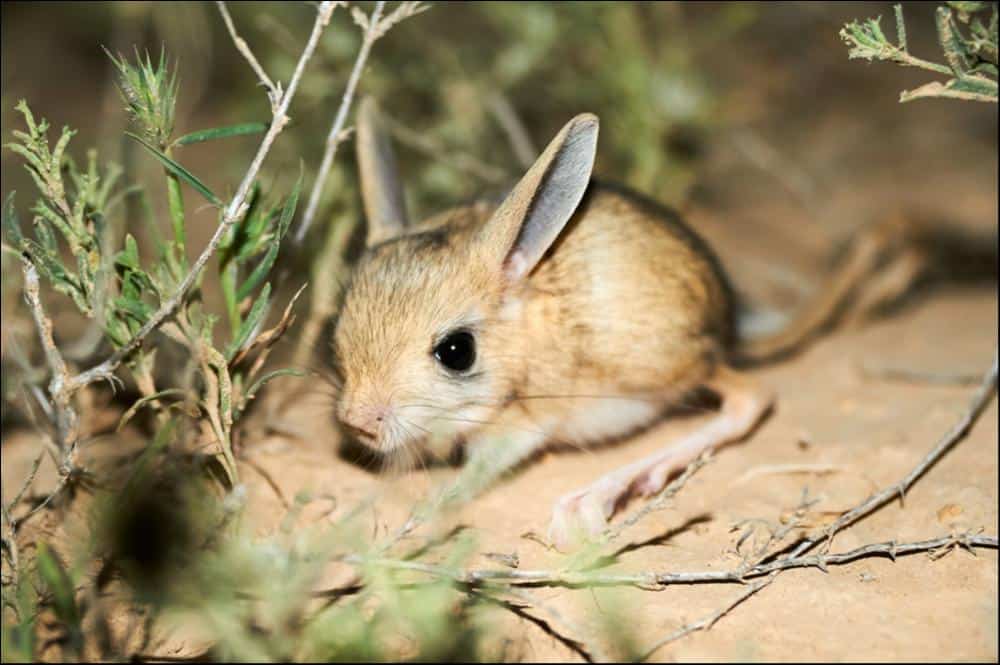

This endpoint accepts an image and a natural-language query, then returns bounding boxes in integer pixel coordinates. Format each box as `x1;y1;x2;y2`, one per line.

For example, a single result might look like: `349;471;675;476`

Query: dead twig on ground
324;530;995;591
635;350;998;657
600;451;713;544
470;589;597;663
636;574;777;662
859;361;983;386
799;351;997;556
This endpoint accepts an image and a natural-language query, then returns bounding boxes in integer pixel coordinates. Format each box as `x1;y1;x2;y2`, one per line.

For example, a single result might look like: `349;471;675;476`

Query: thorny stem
295;1;386;245
789;350;998;559
68;1;338;395
334;532;996;591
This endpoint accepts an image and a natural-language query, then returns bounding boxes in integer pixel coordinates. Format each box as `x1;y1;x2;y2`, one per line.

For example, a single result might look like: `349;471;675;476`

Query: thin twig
636;574;776;662
21;261;76;450
241;457;291;509
1;503;19;588
328;531;996;591
5;450;46;514
751;533;996;576
11;443;78;530
487;92;537;169
470;589;596;663
860;362;983;386
69;1;338;394
632;352;998;657
805;351;997;556
732;463;843;487
601;451;712;544
217;1;282;112
505;586;606;662
382;113;510;185
295;1;386;245
14;263;83;536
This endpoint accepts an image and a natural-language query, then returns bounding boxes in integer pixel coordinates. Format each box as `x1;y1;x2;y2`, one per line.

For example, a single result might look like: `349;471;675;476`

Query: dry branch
21;261;76;450
217;1;282;112
636;574;776;662
331;531;996;591
860;362;983;386
795;351;998;557
296;1;387;244
601;450;712;544
471;589;597;663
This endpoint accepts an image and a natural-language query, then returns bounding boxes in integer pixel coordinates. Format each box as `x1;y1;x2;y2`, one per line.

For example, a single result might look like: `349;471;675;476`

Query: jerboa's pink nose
339;404;386;441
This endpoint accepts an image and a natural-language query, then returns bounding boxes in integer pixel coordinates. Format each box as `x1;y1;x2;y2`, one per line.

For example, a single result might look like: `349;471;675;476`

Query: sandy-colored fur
332;182;733;458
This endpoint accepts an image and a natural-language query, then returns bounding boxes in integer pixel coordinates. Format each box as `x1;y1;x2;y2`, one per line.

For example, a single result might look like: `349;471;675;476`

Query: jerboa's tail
730;212;928;368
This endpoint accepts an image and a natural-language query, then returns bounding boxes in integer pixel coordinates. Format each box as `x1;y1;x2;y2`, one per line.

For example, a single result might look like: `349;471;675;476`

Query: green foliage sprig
841;2;998;102
3;49;306;487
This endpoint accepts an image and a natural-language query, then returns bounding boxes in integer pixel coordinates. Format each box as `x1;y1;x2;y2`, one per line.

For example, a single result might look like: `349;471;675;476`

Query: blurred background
3;2;995;221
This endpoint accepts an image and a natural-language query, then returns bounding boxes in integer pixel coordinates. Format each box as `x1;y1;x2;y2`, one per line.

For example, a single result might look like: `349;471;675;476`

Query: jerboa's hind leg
548;367;774;549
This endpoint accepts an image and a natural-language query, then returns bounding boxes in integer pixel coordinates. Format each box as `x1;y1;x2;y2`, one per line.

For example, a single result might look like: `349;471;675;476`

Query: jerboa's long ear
356;96;409;247
477;113;598;282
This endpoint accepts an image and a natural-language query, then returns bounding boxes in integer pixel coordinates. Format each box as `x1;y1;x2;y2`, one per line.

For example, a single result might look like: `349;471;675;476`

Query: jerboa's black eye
433;330;476;372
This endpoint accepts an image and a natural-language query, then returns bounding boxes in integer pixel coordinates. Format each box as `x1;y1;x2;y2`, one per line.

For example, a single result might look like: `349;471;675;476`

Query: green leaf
174;122;268;146
237;173;302;301
2;191;24;248
243;368;305;404
22;238;91;313
234;188;276;263
104;315;130;347
116;233;141;270
937;6;973;75
117;388;189;431
226;282;271;360
125;132;222;206
901;74;998;102
33;218;58;253
114;294;154;326
36;543;80;631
